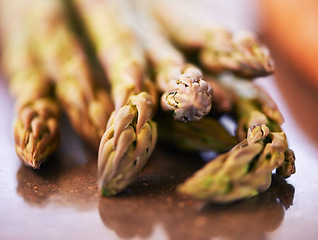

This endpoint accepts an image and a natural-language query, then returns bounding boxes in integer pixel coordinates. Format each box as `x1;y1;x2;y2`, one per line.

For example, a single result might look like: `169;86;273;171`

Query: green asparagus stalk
72;0;148;110
156;111;237;153
73;0;158;195
150;0;274;78
0;1;60;168
132;0;212;122
26;0;113;150
218;78;284;132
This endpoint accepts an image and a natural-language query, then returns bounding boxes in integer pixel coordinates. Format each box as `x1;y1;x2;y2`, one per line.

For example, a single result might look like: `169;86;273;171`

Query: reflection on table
98;150;294;240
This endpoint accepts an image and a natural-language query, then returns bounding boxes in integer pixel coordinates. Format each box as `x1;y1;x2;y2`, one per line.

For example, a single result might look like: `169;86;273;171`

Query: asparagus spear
73;0;158;195
178;126;288;203
150;0;274;78
0;1;60;168
131;0;212;122
26;0;113;151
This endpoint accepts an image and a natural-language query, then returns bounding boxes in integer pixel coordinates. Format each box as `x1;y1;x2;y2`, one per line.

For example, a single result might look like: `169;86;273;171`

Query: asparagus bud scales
98;93;157;196
132;0;212;122
159;65;212;122
13;91;60;169
200;30;274;78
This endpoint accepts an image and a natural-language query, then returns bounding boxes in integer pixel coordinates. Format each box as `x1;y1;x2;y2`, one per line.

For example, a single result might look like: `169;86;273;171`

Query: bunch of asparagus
0;0;295;203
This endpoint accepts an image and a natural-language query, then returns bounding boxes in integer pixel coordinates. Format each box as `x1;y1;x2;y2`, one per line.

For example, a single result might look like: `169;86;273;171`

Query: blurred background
259;0;318;148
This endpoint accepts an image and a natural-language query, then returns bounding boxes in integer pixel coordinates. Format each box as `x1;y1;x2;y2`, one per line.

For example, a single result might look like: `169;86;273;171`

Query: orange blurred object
259;0;318;92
